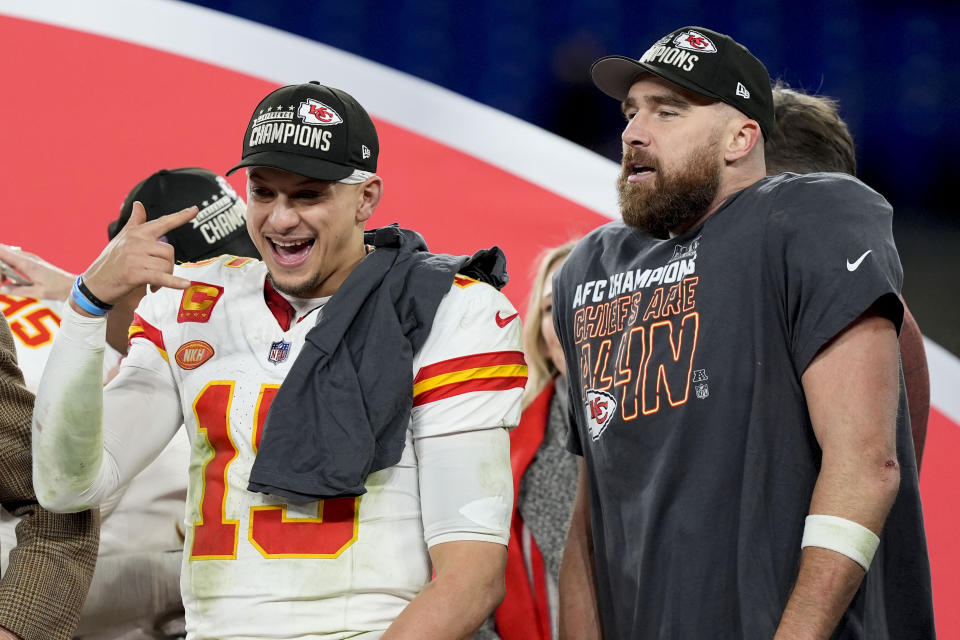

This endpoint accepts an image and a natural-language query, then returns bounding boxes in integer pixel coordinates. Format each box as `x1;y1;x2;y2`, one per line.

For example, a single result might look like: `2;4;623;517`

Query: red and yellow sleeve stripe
412;350;527;408
128;313;168;361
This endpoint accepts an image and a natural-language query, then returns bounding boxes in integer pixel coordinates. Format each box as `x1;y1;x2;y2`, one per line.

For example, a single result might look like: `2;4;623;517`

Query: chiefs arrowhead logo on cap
673;30;718;53
297;99;343;126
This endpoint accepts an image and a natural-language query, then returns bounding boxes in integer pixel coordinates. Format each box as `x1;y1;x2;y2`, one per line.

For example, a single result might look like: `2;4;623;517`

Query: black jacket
247;225;507;502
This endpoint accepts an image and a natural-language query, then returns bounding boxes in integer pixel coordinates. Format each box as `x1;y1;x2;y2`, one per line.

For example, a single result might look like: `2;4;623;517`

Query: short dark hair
765;81;856;176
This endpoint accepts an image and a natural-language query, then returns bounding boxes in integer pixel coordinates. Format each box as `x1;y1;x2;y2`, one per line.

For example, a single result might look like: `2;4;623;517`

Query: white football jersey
0;293;185;571
1;294;65;574
124;255;525;639
0;294;121;391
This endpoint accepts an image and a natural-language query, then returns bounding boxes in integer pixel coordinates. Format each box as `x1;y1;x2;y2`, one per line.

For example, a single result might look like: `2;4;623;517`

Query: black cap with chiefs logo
109;168;260;263
591;26;774;139
227;81;379;182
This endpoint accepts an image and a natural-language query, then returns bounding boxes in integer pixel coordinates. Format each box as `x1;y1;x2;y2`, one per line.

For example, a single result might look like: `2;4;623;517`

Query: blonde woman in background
488;241;578;640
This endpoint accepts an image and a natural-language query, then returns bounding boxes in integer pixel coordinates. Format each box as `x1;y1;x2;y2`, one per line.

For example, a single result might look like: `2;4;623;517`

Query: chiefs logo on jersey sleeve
178;282;225;323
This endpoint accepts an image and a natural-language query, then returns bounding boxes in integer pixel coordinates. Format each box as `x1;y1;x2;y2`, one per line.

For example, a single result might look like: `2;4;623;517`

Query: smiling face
245;167;381;298
616;75;726;237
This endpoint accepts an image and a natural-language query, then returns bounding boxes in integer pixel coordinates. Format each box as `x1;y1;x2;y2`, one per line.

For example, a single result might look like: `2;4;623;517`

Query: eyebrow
621;93;692;114
248;169;332;188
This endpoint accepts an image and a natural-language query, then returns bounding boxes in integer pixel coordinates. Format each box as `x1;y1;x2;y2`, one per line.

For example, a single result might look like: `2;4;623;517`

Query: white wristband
801;514;880;571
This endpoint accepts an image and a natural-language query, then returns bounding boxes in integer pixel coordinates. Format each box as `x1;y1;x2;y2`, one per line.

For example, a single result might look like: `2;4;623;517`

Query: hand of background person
0;243;76;300
76;202;198;313
0;626;22;640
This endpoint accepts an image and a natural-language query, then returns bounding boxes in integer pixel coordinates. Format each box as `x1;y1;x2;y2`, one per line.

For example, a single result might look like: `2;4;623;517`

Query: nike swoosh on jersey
495;311;518;328
846;250;873;272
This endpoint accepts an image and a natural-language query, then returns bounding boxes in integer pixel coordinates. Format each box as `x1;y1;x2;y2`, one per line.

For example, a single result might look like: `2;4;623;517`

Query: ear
724;117;763;163
355;176;383;224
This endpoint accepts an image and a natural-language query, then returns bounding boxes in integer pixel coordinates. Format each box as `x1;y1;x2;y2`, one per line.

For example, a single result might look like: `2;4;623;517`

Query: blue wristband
71;277;109;317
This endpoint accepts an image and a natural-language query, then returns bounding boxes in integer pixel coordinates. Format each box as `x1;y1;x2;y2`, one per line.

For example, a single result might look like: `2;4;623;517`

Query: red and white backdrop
2;0;957;634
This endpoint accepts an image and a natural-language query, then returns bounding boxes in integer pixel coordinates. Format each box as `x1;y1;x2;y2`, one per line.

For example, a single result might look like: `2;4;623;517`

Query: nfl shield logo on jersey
268;339;291;365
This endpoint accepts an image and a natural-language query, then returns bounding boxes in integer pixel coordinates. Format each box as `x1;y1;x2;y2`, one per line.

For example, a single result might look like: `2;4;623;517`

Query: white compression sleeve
416;427;513;547
32;303;182;512
32;304;109;511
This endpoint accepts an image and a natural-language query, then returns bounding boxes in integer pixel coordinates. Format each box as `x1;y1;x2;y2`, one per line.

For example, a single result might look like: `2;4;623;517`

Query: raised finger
134;237;176;264
142;205;200;238
139;253;179;274
122;201;149;231
146;270;193;291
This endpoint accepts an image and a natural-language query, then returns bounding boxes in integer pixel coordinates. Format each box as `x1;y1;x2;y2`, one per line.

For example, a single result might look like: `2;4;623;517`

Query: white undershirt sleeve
416;427;513;548
32;303;182;512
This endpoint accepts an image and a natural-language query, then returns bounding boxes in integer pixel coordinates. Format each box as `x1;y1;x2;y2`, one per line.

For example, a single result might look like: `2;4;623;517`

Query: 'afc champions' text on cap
227;81;379;183
590;26;774;139
109;168;260;263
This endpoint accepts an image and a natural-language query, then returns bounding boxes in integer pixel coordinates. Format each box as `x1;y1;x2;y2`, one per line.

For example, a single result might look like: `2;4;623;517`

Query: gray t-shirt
554;173;934;639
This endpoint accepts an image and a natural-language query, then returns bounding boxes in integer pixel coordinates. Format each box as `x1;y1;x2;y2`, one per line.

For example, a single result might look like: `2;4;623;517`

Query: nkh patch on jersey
175;340;215;370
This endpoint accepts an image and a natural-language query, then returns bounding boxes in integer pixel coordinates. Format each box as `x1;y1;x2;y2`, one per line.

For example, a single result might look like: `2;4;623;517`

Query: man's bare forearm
775;460;899;639
776;312;901;638
559;460;601;640
382;541;506;640
776;547;865;639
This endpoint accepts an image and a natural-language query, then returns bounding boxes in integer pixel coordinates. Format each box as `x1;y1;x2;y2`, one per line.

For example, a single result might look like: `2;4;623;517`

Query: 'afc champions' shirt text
569;240;701;432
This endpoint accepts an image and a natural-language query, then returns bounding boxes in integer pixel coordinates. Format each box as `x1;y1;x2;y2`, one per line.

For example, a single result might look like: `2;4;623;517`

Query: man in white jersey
32;82;523;639
1;167;260;639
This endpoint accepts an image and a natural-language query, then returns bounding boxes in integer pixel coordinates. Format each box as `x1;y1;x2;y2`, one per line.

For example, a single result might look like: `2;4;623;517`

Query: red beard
617;138;723;238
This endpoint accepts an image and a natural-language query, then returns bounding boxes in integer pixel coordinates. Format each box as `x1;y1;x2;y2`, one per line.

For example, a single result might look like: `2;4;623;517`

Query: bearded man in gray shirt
554;26;935;640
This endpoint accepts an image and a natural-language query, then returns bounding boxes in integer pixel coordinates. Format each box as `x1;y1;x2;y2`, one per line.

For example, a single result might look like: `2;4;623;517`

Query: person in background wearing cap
1;167;260;639
0;168;259;388
764;83;931;472
31;82;524;640
553;27;934;639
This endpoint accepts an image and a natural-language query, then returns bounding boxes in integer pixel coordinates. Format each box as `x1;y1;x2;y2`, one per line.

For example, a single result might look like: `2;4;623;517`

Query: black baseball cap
591;26;774;139
109;168;261;263
227;81;379;182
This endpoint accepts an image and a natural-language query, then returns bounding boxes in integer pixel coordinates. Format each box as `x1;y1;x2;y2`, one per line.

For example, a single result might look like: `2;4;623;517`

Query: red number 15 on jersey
191;382;359;560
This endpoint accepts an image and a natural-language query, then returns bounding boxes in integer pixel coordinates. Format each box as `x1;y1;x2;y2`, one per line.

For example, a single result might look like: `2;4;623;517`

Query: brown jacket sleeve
0;315;99;640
